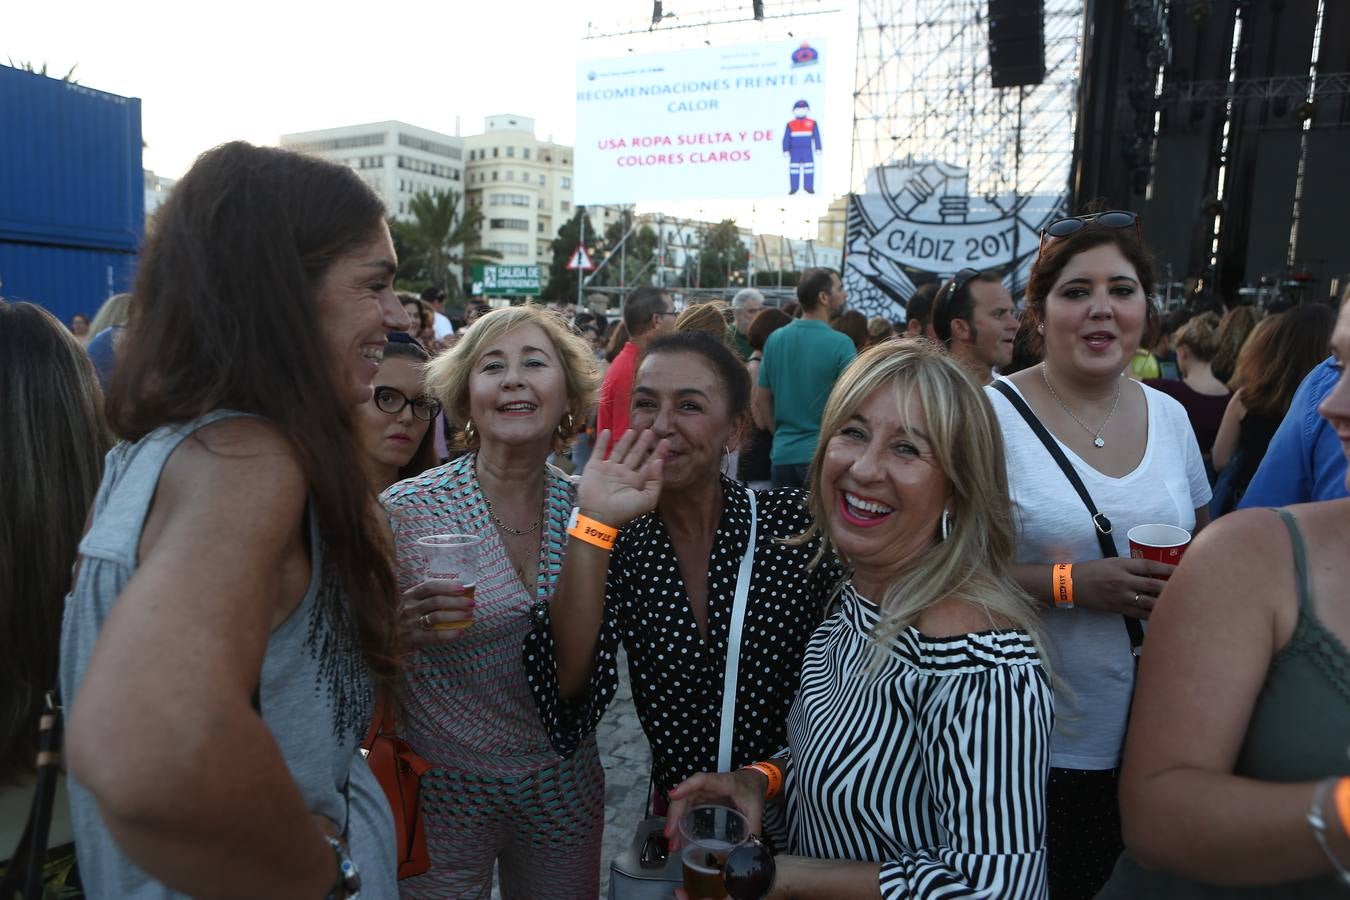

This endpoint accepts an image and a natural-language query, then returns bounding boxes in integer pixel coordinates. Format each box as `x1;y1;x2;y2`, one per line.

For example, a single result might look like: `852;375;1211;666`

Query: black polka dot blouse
524;476;843;799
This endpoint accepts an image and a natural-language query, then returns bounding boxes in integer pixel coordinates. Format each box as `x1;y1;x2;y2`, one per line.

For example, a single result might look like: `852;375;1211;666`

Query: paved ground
492;649;652;898
596;649;655;897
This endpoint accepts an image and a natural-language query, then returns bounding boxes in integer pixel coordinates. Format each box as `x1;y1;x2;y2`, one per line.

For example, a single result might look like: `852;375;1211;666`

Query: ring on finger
418;613;433;631
1133;592;1142;606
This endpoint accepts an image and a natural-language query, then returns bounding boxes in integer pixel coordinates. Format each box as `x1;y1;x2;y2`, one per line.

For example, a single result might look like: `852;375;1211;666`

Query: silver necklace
483;492;540;535
1041;363;1121;449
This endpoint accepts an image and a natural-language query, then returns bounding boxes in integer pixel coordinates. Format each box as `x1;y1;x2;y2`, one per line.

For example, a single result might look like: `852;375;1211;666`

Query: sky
7;0;856;239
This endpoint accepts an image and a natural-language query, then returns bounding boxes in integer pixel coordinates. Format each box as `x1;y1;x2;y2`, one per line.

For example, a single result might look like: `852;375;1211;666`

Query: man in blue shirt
1238;356;1348;507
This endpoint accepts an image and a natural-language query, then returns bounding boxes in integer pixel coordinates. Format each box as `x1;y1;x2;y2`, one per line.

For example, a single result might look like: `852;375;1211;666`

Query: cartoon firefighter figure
782;99;821;194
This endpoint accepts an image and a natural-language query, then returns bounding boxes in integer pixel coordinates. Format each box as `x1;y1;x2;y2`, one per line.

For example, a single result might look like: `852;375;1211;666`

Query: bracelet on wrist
567;507;618;550
323;834;361;899
1307;777;1350;886
742;761;784;801
1052;563;1074;609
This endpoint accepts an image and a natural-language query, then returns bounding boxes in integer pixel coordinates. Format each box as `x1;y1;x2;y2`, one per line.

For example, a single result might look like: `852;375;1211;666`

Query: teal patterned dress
382;453;604;899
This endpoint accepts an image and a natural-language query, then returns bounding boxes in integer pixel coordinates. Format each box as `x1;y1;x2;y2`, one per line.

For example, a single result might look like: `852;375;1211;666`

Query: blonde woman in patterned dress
381;305;603;898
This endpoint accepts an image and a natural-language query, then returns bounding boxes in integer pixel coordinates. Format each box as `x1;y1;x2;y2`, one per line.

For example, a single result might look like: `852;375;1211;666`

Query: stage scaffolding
849;0;1084;207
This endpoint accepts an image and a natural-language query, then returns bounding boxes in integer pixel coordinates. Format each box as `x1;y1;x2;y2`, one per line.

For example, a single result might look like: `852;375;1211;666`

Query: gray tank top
1098;508;1349;898
59;411;396;898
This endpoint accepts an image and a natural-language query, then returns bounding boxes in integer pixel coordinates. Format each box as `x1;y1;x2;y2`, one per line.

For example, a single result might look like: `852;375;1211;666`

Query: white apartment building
628;213;756;289
751;233;844;275
463;114;614;277
817;195;848;250
279;121;465;222
581;210;836;291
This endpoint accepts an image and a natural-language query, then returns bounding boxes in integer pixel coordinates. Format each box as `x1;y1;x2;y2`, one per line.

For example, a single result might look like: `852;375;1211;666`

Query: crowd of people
3;140;1348;900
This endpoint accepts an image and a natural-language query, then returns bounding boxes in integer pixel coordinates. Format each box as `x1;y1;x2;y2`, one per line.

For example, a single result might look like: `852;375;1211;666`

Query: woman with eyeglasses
355;334;440;493
984;211;1211;899
380;305;606;897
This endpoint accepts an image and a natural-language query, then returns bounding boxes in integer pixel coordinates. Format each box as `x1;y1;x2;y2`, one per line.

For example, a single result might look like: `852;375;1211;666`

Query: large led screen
575;38;828;204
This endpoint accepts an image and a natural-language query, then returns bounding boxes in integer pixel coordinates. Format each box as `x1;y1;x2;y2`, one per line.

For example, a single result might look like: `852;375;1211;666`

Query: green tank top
1098;509;1350;899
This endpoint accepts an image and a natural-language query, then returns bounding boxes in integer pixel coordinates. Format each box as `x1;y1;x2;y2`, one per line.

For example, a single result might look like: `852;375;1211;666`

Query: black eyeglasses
1039;211;1141;258
373;386;442;420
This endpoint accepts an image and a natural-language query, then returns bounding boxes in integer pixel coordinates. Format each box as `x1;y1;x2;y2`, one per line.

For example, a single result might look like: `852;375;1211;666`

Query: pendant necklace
1041;363;1121;449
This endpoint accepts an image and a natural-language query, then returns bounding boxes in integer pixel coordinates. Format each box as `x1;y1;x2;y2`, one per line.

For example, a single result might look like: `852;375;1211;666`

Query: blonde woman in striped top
668;338;1054;899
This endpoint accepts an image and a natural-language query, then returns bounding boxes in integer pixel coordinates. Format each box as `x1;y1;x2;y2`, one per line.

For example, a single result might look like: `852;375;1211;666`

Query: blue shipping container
0;65;144;326
0;65;144;251
0;240;137;325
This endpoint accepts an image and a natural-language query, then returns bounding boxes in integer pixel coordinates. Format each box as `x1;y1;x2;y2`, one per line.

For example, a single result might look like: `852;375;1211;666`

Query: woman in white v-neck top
985;214;1210;900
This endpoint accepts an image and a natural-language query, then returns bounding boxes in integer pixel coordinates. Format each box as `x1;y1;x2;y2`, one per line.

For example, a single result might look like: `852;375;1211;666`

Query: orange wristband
1334;777;1350;839
1052;564;1074;609
743;761;784;801
567;508;618;550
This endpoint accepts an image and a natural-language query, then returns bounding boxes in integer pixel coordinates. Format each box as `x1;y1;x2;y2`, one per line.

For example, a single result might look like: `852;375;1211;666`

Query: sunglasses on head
933;268;983;346
387;331;429;352
1038;211;1141;259
946;267;980;297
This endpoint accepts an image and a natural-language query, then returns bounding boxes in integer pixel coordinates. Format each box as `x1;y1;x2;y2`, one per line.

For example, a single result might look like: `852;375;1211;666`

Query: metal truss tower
849;0;1084;208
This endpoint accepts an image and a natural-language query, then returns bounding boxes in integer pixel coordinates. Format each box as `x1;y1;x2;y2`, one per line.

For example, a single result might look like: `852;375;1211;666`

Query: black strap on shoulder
992;380;1145;657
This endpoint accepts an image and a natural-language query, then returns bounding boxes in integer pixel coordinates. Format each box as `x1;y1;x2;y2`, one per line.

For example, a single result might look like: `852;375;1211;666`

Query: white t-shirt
986;377;1211;770
433;311;454;340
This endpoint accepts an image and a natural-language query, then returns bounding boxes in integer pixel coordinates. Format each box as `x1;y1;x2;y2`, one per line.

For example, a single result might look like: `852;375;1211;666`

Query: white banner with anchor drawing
843;161;1065;323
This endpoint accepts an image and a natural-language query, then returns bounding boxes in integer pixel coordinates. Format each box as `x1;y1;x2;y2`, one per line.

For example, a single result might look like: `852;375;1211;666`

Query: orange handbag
362;693;432;879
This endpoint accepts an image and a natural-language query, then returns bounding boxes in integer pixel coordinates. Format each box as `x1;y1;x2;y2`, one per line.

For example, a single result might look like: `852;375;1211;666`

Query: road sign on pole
566;244;596;271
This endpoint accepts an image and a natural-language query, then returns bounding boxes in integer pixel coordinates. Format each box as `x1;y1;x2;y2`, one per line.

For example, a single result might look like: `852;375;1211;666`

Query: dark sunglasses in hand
374;386;442;420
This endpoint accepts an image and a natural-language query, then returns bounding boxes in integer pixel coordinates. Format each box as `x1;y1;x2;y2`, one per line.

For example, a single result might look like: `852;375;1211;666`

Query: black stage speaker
988;0;1046;88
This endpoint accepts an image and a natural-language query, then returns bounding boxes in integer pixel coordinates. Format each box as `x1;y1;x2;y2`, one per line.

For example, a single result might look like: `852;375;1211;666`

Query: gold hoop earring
464;419;477;444
558;412;575;437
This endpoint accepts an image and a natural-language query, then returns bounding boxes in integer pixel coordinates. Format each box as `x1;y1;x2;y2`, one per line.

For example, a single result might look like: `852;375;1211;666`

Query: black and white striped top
786;583;1053;899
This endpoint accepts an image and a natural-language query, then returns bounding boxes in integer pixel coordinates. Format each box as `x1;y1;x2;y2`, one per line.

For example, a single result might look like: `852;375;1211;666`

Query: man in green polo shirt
754;268;855;488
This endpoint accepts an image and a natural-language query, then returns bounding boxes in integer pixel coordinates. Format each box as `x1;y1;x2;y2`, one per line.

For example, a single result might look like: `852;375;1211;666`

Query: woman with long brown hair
1209;303;1258;385
59;142;408;898
0;301;112;895
1211;304;1335;514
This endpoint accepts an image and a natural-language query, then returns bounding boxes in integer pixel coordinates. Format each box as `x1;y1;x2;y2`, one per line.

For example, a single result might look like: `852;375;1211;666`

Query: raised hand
576;429;668;527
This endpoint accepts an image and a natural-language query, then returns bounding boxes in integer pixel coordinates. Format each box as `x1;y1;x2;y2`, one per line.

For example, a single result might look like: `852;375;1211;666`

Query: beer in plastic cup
679;805;749;899
416;534;480;630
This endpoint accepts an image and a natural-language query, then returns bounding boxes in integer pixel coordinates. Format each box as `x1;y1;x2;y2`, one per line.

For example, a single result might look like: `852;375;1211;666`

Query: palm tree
398;189;500;299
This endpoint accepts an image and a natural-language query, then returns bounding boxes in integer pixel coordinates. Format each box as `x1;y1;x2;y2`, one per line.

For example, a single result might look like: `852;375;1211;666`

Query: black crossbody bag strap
992;380;1145;660
0;688;63;900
